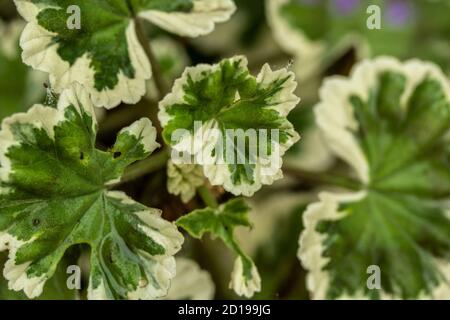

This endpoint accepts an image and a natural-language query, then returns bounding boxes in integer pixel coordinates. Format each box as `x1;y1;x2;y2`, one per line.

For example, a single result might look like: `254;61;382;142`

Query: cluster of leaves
1;0;450;301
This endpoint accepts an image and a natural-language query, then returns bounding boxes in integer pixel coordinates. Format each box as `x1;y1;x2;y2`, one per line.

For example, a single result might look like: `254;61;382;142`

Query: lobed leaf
299;57;450;299
159;56;300;196
167;160;204;204
0;252;79;300
0;84;183;299
14;0;236;108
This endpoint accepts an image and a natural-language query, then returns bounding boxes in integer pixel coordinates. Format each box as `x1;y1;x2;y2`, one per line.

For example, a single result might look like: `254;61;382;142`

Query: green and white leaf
159;56;300;197
167;160;204;203
193;0;267;55
299;57;450;299
177;198;261;298
164;257;215;300
0;84;183;300
0;252;79;300
138;0;236;38
0;19;46;122
14;0;235;109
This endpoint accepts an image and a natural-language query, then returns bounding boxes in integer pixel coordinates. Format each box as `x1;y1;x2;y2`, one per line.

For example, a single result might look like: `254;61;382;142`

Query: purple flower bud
331;0;360;15
386;0;414;26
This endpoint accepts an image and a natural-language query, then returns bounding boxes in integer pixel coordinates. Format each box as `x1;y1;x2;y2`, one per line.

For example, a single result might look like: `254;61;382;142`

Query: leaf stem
134;17;168;100
115;149;170;186
283;166;362;191
197;185;219;208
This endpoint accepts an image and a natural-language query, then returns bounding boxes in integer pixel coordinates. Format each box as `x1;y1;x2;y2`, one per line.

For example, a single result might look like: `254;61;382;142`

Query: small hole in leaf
113;151;122;159
32;219;40;226
79;152;84;160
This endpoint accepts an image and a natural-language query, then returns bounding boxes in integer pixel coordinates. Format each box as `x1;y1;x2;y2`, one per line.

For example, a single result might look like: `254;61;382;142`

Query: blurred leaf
271;0;450;71
301;57;450;299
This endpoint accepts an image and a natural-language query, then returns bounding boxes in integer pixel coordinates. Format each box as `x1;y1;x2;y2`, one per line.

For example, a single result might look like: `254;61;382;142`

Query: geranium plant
0;0;449;300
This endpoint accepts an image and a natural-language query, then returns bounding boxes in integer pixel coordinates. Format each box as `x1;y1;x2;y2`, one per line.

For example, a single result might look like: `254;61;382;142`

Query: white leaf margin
0;84;177;299
315;56;450;184
0;179;183;301
164;257;215;300
101;191;184;301
298;191;450;300
119;117;160;155
159;56;300;197
0;83;94;186
167;160;204;203
302;57;450;299
229;256;261;298
0;233;47;298
266;0;325;82
139;0;236;38
14;0;152;109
